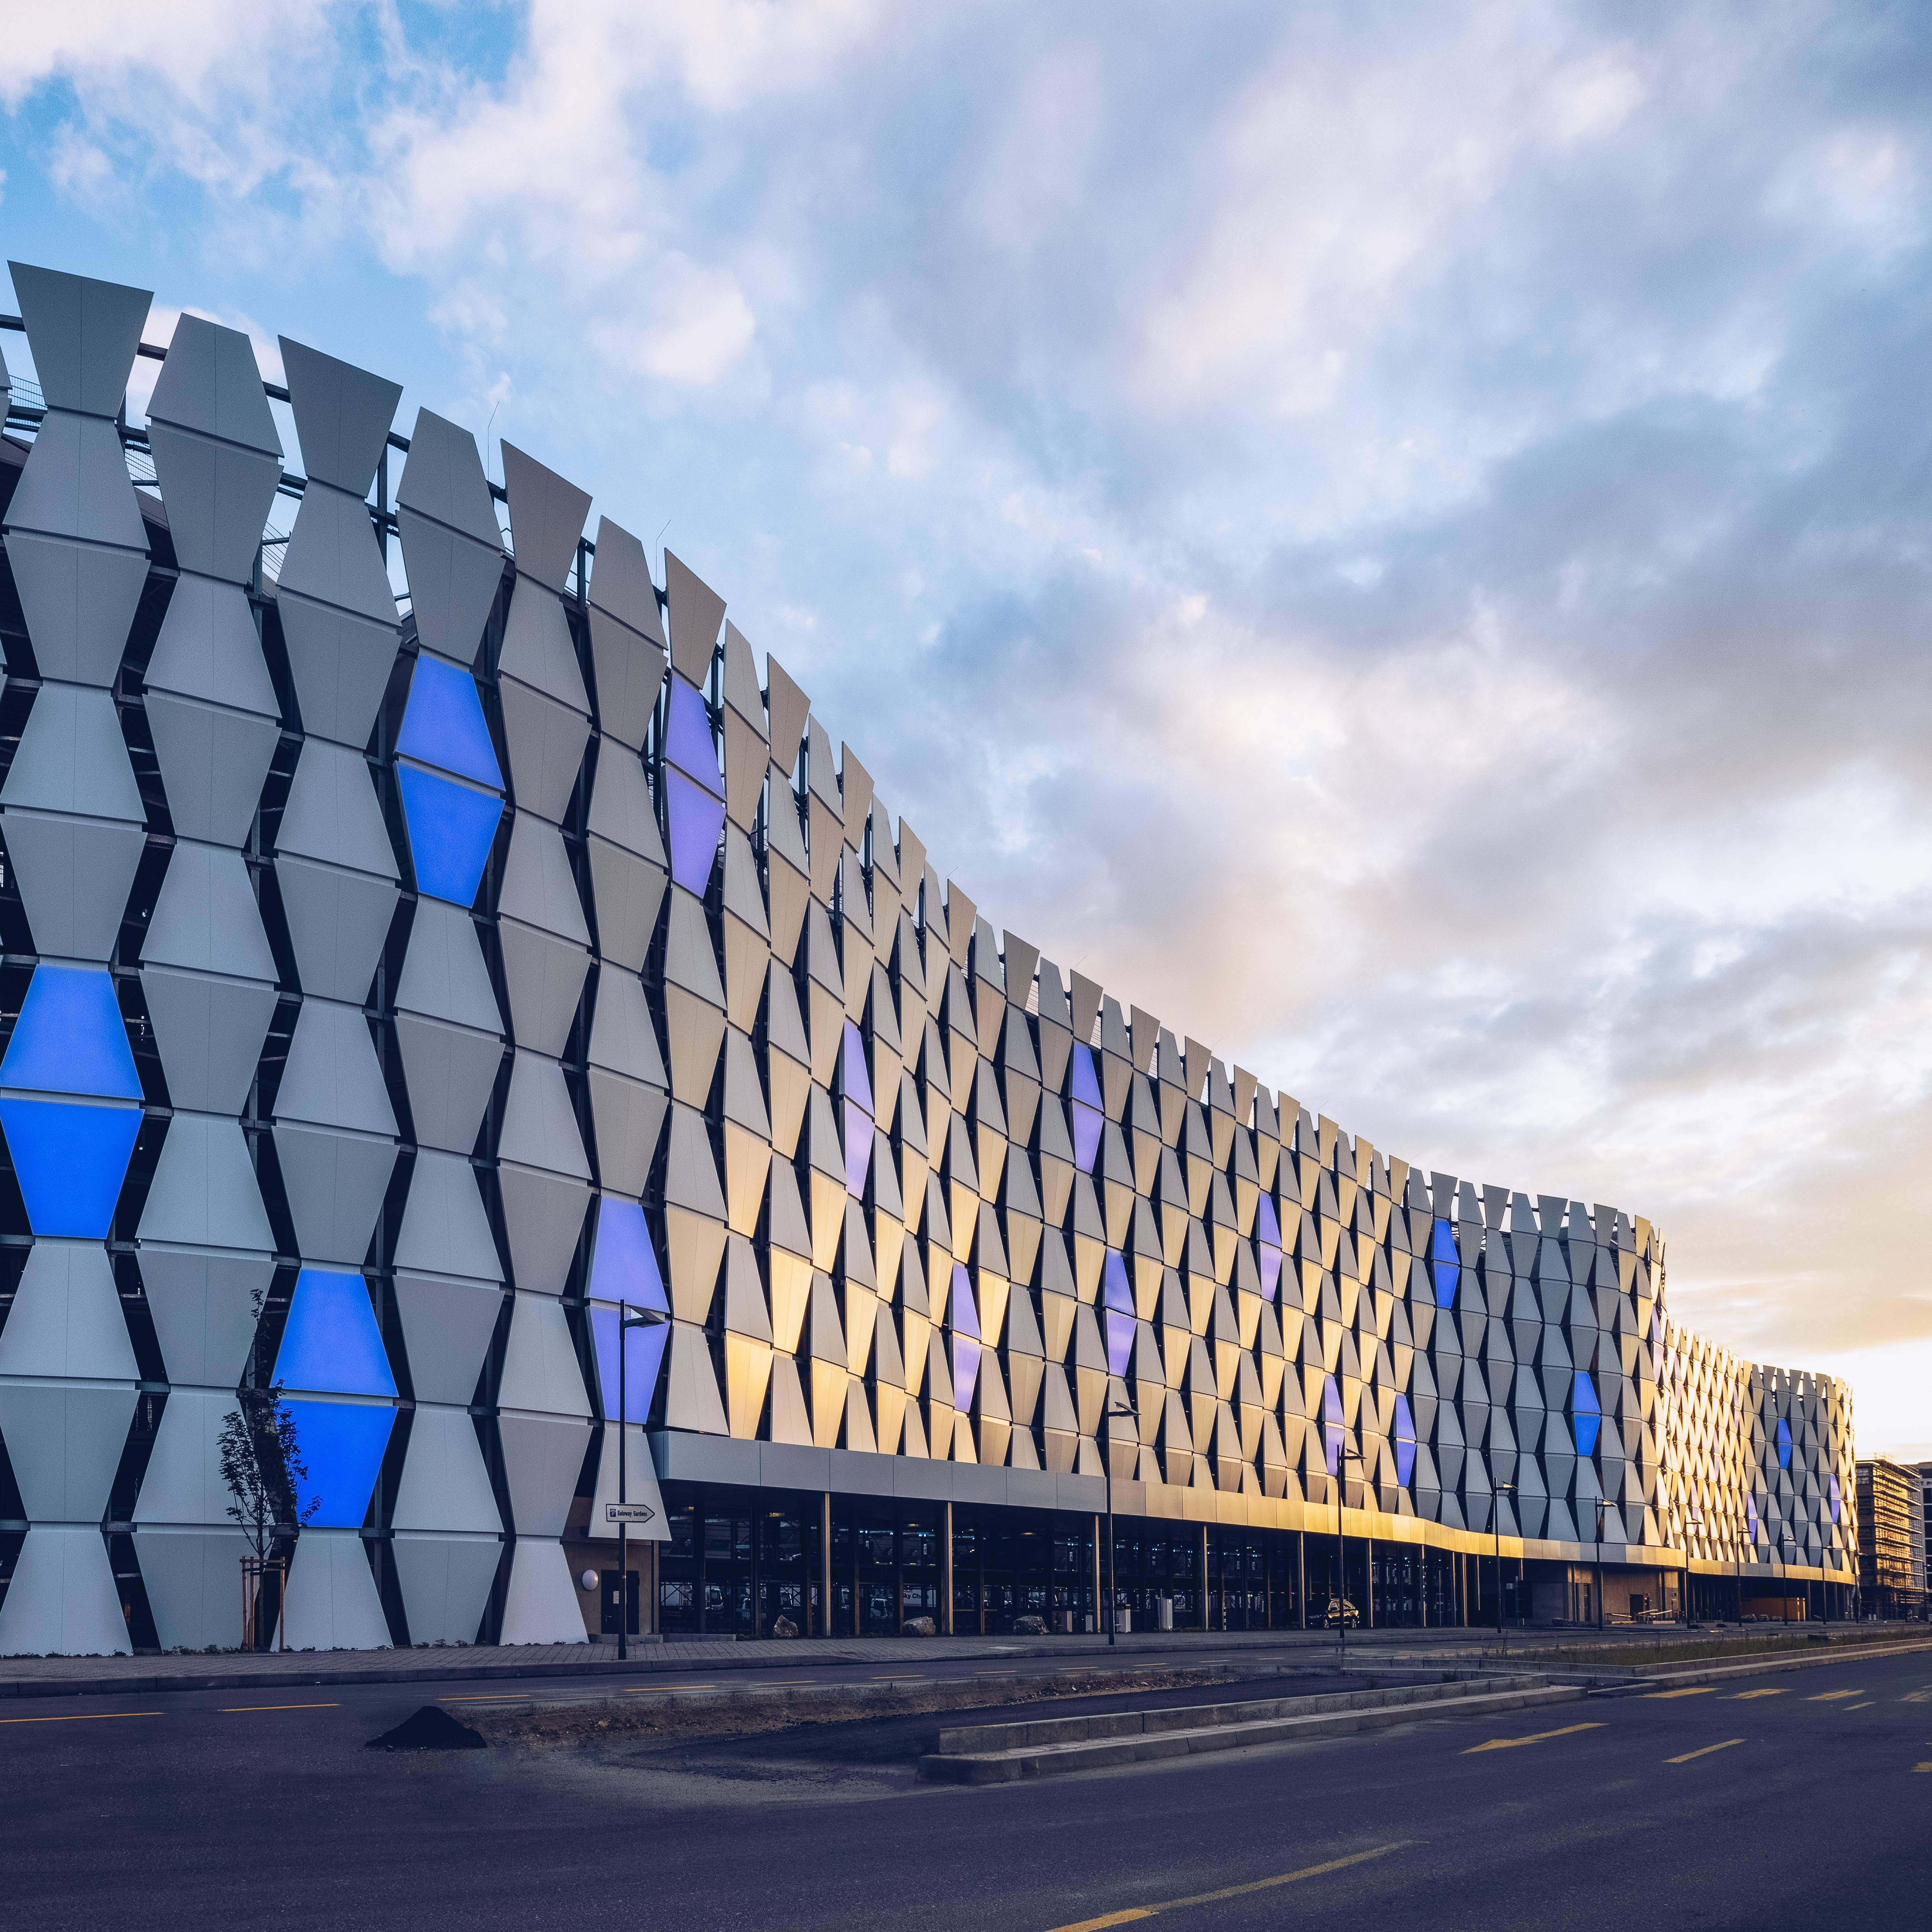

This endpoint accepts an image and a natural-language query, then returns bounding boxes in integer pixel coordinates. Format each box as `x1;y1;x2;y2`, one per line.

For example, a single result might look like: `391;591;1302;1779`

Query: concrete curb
1587;1636;1932;1696
919;1678;1582;1783
3;1627;1922;1703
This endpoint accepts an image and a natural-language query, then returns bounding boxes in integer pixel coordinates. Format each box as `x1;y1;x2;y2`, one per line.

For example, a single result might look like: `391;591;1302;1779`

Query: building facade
1855;1457;1926;1620
0;264;1860;1654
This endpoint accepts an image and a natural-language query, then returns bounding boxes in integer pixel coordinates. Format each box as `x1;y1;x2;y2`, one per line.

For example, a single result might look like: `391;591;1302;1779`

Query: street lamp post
615;1303;668;1663
1335;1445;1364;1675
1103;1390;1136;1646
1494;1480;1517;1643
1683;1511;1704;1627
1594;1497;1607;1632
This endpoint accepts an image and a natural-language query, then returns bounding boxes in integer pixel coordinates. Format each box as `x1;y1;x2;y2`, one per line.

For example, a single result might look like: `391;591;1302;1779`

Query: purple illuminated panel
1101;1248;1132;1314
953;1334;981;1412
1393;1393;1416;1488
590;1305;668;1424
1829;1473;1841;1524
1322;1373;1345;1476
1071;1100;1102;1173
950;1262;979;1339
1069;1043;1101;1109
1105;1309;1135;1377
1255;1195;1280;1248
665;766;726;891
587;1198;668;1312
1258;1247;1282;1302
664;677;723;797
843;1098;873;1198
840;1022;874;1115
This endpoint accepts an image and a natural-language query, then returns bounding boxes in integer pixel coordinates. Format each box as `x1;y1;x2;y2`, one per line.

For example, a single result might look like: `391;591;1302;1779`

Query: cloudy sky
3;2;1929;1453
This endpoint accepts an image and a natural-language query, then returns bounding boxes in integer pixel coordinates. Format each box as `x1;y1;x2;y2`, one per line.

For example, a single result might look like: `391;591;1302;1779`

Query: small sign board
606;1503;656;1524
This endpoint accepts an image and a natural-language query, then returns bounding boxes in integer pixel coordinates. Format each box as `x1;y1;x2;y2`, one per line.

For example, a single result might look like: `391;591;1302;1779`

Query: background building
1855;1457;1926;1620
0;264;1861;1653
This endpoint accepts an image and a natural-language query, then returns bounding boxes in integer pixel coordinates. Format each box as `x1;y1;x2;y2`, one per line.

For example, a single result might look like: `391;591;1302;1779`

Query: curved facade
0;263;1855;1654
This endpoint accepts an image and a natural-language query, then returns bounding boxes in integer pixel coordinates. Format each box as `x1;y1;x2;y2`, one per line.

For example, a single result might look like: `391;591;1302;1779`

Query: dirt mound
367;1705;489;1751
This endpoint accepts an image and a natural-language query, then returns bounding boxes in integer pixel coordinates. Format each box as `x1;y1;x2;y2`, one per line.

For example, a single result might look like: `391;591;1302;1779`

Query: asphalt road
6;1645;1928;1930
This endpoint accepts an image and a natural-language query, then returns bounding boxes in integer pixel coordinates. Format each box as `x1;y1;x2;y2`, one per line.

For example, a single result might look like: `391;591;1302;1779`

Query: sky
2;1;1929;1456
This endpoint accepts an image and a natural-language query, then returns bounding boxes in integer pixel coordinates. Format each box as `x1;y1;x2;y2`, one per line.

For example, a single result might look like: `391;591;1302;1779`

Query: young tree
218;1389;316;1561
219;1320;318;1648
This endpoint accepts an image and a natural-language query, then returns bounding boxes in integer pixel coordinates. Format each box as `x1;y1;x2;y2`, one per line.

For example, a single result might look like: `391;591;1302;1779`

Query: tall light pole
1103;1389;1136;1646
615;1302;668;1662
1594;1497;1607;1631
1335;1445;1364;1675
1494;1479;1517;1643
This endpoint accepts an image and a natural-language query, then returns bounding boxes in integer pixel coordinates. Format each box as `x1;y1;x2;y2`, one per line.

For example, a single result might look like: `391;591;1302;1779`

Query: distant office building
0;263;1862;1654
1856;1458;1926;1619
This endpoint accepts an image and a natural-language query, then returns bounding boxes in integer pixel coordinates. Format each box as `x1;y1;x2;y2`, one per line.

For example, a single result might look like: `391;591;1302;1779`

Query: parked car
1321;1597;1361;1628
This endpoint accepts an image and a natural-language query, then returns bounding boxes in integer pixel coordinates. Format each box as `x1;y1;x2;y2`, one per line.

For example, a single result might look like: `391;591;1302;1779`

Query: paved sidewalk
1;1618;1920;1700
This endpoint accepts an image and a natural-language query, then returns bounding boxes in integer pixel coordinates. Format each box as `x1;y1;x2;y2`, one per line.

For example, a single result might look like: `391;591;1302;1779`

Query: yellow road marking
976;1670;1018;1677
1808;1690;1862;1701
1645;1687;1715;1700
220;1703;340;1713
752;1679;815;1686
1730;1688;1786;1700
1914;1762;1932;1774
1043;1841;1411;1931
1846;1703;1875;1711
1903;1690;1932;1703
1464;1723;1605;1755
0;1710;162;1724
1667;1738;1745;1764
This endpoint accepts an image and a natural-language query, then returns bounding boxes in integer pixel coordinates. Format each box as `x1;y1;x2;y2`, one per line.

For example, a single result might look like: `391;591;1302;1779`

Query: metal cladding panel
142;841;277;978
392;1534;500;1647
136;1246;272;1390
10;262;152;416
134;1528;252;1652
2;681;142;819
145;421;281;583
3;530;149;686
392;1406;501;1533
137;1113;274;1253
137;967;276;1116
142;691;279;845
278;336;402;498
275;855;398;1003
0;1526;132;1658
500;442;592;596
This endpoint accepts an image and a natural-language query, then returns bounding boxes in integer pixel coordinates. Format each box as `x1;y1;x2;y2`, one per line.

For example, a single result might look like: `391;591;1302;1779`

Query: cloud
4;0;1932;1449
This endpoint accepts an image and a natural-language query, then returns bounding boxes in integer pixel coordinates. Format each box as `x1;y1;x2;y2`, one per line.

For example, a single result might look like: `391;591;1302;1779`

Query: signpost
615;1302;668;1660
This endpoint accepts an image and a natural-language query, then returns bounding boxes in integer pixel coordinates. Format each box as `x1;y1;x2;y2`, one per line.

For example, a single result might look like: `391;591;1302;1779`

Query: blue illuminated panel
398;766;503;906
1;965;139;1098
1572;1370;1601;1457
398;655;501;787
1431;1219;1457;1308
281;1398;396;1529
0;1096;140;1236
274;1268;396;1397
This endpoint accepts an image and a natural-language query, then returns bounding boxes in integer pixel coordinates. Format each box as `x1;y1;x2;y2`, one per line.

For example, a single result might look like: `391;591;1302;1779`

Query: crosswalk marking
1808;1690;1862;1702
1729;1688;1786;1700
1645;1687;1715;1700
